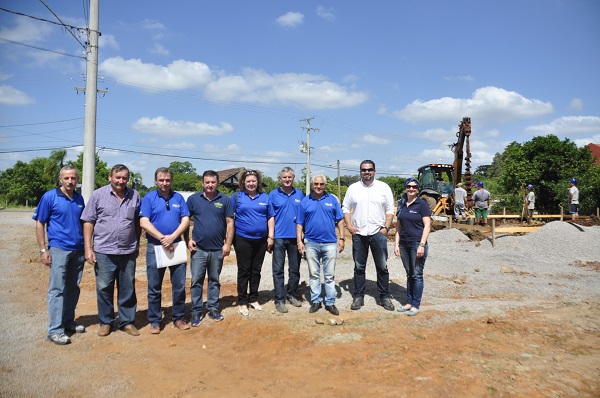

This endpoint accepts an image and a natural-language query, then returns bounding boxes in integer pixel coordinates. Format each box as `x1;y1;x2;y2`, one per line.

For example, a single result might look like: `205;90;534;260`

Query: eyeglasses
360;168;375;172
406;185;419;189
313;183;325;186
165;201;170;210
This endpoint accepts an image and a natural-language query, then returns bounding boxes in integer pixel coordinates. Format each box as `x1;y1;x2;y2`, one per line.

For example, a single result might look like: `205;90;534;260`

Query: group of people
33;160;436;344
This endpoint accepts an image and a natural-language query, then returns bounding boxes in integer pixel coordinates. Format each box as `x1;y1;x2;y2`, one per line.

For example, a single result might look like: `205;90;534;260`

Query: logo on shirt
325;203;333;207
214;203;223;208
259;202;268;206
295;199;301;203
171;203;181;208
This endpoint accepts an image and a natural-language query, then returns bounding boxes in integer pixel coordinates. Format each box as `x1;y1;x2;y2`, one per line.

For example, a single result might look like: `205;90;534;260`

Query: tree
68;153;110;189
496;135;598;214
168;161;199;191
128;171;143;190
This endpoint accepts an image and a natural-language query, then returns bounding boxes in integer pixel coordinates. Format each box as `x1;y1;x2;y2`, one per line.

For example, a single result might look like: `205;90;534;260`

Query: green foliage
377;176;405;201
168;161;200;192
67;152;110;189
0;160;52;205
496;135;598;214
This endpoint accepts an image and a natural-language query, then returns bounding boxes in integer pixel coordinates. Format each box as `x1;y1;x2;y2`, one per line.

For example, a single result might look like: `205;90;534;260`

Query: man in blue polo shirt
186;170;234;325
33;165;86;345
296;175;345;315
268;167;304;313
139;167;190;334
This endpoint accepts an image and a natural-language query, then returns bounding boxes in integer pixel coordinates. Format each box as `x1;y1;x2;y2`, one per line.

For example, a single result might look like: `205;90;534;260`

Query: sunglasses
313;182;325;186
406;185;419;189
165;201;170;210
360;168;375;172
244;170;258;176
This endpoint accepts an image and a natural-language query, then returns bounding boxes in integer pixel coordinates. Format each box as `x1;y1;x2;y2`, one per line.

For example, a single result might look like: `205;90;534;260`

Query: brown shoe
149;324;160;334
97;324;111;337
122;324;140;336
174;319;190;330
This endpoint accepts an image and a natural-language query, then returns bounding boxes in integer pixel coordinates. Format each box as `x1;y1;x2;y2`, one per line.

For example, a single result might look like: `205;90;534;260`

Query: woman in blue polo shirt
232;170;274;316
394;177;431;316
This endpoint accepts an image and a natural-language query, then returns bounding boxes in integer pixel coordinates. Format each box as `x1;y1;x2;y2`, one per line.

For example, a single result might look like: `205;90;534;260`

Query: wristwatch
339;237;346;241
39;248;47;254
419;242;426;247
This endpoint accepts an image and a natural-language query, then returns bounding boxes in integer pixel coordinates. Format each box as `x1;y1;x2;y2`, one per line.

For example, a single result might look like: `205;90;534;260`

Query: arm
223;216;234;257
296;223;305;256
344;213;358;235
336;219;345;253
380;213;394;235
35;221;51;266
416;216;431;258
393;219;401;257
83;221;96;265
266;216;275;253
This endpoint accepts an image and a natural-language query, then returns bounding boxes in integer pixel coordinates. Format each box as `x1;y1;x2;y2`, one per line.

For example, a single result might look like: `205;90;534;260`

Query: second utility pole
300;117;319;194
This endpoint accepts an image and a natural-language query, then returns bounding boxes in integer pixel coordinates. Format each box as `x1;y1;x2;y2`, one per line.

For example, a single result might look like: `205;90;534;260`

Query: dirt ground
1;210;599;397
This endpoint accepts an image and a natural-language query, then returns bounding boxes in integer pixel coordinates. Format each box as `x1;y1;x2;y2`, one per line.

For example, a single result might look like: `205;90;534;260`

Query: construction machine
417;117;473;216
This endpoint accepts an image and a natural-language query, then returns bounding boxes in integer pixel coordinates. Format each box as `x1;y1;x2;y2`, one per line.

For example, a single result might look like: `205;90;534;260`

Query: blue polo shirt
187;191;234;250
139;189;190;245
396;195;431;242
268;187;304;239
32;187;85;251
296;192;343;244
232;191;273;239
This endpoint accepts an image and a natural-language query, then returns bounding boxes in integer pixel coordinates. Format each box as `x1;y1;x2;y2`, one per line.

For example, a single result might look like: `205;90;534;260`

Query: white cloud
139;19;166;31
569;98;583;112
0;85;34;105
395;86;553;124
205;68;368;109
150;43;170;56
276;12;304;28
202;143;241;154
99;57;212;91
574;135;600;147
163;142;195;150
0;16;53;44
525;116;600;136
132;116;234;136
363;134;390;145
316;6;336;21
100;34;120;51
319;143;347;153
443;75;474;81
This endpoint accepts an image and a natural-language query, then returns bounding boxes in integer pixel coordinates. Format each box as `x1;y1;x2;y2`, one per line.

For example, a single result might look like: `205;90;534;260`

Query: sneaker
174;319;190;330
191;314;203;327
309;302;322;313
65;323;86;333
150;324;161;334
325;305;339;315
47;333;71;345
381;298;395;311
275;302;288;313
208;311;224;322
350;297;364;310
286;295;302;307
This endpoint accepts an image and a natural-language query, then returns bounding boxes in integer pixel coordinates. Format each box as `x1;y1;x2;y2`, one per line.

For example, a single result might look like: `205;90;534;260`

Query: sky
1;0;599;188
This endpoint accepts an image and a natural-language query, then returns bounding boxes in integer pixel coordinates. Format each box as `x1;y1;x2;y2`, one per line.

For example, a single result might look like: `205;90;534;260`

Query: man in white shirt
342;160;395;311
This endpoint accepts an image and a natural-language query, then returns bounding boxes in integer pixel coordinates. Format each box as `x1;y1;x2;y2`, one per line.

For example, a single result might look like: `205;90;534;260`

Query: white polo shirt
342;179;394;236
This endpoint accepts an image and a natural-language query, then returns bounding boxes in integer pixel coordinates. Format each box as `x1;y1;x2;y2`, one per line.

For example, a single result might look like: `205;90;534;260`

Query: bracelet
339;237;345;241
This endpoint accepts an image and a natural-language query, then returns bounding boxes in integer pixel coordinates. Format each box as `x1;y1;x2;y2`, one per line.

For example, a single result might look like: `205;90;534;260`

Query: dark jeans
234;234;267;305
146;243;187;325
399;241;427;309
351;232;391;299
94;252;137;328
271;238;301;303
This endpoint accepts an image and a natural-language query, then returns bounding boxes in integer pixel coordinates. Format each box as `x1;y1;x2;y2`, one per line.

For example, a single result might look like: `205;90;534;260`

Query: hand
297;242;306;256
85;248;96;265
222;243;231;257
266;237;274;253
346;224;359;235
394;246;400;257
187;239;197;252
416;246;425;258
41;251;51;266
160;234;175;249
337;240;345;253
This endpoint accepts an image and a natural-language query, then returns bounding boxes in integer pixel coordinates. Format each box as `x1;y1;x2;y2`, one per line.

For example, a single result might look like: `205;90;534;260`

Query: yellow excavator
417;117;473;217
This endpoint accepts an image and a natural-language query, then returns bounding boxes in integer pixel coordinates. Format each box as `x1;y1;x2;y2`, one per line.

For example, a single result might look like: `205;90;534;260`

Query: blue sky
1;0;599;187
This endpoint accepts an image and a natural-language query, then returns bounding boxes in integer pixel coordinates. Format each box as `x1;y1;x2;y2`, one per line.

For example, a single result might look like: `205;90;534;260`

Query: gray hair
59;165;78;179
311;174;327;184
278;167;295;178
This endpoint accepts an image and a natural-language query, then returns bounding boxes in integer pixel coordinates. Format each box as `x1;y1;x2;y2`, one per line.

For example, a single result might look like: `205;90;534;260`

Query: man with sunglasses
139;167;191;333
342;160;395;311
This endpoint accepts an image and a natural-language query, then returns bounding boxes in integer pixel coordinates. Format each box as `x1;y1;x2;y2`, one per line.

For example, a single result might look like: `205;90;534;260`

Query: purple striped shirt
81;185;141;255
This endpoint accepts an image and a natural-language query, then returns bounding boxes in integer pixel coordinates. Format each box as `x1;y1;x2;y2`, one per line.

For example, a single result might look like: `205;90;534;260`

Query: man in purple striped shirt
81;164;141;337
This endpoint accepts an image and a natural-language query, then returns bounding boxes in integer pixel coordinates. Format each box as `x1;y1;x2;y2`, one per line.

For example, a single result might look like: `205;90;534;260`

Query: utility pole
336;159;341;200
81;0;100;202
299;117;319;194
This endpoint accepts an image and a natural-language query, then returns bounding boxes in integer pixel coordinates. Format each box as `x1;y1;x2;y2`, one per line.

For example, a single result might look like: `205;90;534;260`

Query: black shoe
350;297;364;310
286;295;302;307
309;302;322;313
381;298;395;311
325;305;339;315
275;302;288;313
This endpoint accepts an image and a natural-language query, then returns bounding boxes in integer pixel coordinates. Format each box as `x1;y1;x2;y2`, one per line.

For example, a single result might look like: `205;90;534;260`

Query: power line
37;0;87;49
0;118;84;128
0;37;84;59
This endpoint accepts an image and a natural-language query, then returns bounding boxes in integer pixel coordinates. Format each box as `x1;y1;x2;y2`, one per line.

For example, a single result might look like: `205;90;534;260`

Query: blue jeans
351;232;391;299
399;241;428;309
190;248;223;315
47;247;85;335
146;243;187;325
305;241;338;306
271;238;301;303
94;252;137;328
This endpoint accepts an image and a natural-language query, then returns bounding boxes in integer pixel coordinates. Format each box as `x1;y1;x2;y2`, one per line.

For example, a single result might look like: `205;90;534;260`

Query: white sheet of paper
154;241;187;268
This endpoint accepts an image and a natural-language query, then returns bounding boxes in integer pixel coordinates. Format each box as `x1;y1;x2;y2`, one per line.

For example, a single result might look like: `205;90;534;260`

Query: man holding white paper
186;170;234;325
139;167;190;334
